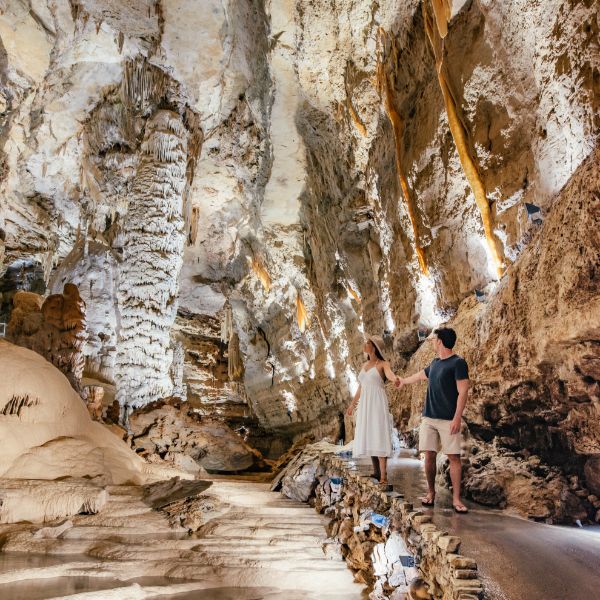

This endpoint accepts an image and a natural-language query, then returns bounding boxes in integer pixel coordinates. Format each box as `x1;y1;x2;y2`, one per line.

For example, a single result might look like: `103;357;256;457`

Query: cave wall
0;0;598;495
391;149;599;521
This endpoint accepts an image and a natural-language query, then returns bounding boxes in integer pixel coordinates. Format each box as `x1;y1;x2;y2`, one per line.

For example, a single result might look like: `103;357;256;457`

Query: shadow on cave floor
356;450;600;600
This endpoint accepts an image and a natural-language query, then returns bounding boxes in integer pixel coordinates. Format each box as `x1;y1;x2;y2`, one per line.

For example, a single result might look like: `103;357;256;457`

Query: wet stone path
357;451;600;600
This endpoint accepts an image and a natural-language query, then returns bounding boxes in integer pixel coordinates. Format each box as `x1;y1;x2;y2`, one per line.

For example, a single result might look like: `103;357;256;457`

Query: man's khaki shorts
419;416;462;455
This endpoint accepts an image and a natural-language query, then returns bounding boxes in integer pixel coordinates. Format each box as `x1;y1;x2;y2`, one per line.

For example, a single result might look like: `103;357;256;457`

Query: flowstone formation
0;340;182;512
0;0;598;521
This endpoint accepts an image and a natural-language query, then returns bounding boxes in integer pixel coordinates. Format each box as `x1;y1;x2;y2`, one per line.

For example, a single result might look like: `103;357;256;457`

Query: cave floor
369;451;600;600
0;480;364;600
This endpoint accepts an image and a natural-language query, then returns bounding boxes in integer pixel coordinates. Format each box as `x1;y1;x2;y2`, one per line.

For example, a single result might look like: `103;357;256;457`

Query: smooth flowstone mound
0;480;107;524
0;340;186;486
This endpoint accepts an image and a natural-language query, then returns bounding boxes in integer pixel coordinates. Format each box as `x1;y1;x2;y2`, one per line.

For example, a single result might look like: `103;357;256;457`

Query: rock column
115;110;189;410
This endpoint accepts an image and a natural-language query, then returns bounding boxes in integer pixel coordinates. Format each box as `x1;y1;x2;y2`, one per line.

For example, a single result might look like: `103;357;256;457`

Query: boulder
281;459;320;502
463;472;506;507
130;399;258;472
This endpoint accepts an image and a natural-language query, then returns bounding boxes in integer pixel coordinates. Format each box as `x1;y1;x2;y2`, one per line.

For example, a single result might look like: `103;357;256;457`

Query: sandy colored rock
0;480;107;524
7;284;87;392
129;398;259;473
0;340;188;486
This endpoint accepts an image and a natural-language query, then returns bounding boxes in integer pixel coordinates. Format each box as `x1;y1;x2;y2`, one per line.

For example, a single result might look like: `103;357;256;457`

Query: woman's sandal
453;503;469;513
421;496;435;507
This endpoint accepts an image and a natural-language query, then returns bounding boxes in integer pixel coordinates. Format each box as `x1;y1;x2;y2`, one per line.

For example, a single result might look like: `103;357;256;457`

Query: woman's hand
383;361;403;387
347;401;356;416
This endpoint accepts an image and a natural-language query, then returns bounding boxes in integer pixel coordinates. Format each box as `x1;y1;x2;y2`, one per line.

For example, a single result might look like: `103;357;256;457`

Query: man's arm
450;379;470;434
396;370;428;387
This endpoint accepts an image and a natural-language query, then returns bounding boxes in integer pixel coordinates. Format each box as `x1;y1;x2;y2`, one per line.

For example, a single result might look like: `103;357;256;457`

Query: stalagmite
423;1;505;276
378;31;429;276
7;285;87;393
115;110;189;409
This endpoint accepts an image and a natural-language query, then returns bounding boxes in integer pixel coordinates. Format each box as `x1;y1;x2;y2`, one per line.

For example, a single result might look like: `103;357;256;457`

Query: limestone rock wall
0;0;598;496
390;149;600;522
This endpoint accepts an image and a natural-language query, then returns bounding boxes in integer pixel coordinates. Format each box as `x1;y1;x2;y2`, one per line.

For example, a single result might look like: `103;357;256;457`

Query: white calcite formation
115;110;189;409
0;340;185;489
49;239;119;385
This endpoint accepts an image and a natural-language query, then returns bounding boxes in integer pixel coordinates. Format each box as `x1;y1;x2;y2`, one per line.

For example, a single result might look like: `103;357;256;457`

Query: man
396;327;469;513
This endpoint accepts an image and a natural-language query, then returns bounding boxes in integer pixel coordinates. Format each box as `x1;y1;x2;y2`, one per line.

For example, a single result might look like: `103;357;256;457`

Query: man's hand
450;417;461;435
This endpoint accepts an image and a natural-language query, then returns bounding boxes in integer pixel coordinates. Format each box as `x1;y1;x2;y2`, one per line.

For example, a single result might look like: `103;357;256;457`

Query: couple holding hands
347;328;469;514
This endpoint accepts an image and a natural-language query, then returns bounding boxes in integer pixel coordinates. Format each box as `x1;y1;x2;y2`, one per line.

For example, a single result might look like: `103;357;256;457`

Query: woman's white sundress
352;365;393;458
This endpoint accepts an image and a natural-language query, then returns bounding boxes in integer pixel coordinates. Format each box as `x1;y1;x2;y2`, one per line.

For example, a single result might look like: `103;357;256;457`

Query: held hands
394;377;405;389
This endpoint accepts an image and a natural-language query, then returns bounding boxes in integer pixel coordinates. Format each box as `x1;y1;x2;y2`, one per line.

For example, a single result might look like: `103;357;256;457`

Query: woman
347;335;399;485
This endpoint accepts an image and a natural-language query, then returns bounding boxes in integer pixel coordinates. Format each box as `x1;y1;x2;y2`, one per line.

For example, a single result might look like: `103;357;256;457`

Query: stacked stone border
308;451;485;599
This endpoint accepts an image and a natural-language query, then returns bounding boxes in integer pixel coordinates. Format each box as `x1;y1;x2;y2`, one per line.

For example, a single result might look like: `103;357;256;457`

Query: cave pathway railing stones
278;447;484;600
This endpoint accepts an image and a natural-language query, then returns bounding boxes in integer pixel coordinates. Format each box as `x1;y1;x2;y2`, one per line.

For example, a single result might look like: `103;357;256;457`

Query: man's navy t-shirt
423;355;469;420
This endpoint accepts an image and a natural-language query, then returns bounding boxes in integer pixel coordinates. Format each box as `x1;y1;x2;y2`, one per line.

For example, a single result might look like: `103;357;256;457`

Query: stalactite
228;332;244;382
183;107;203;186
423;1;505;276
377;30;429;275
220;303;233;343
188;206;200;245
250;256;272;292
115;110;189;409
431;0;452;38
347;97;367;137
120;59;169;113
296;293;310;333
346;284;362;304
344;61;367;136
